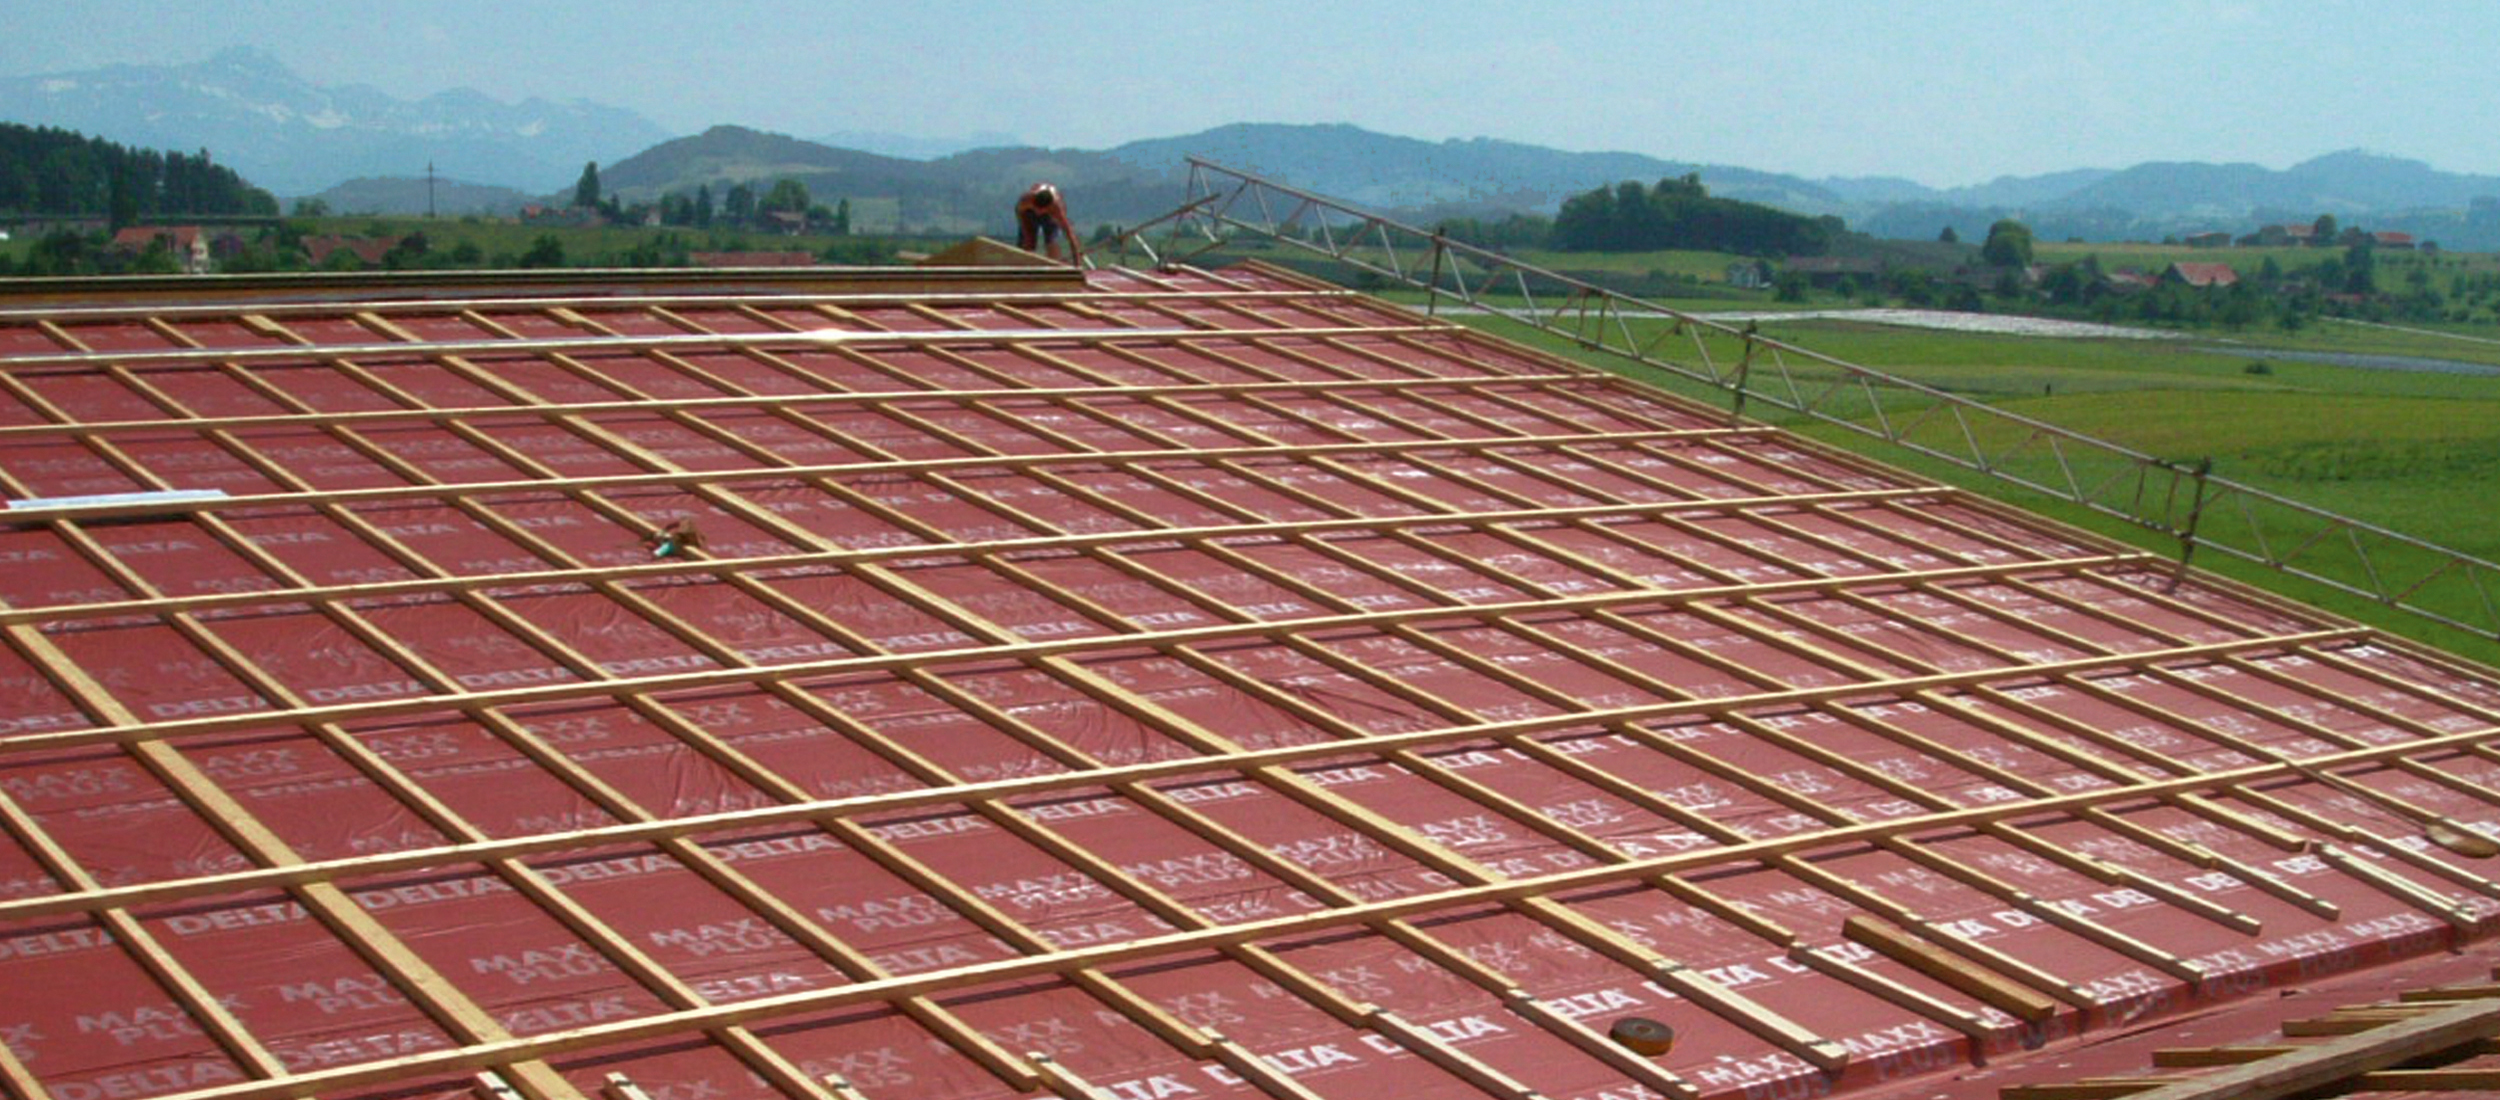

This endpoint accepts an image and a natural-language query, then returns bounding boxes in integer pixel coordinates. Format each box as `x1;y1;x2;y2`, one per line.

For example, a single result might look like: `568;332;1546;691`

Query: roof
1904;944;2500;1099
108;225;202;251
302;235;401;267
688;251;821;268
2;260;2498;1100
1783;257;1882;274
2166;262;2240;287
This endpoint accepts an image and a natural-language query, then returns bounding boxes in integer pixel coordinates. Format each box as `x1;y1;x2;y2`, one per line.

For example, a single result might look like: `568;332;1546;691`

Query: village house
2101;269;2158;295
2161;261;2239;288
2250;223;2316;247
302;234;407;268
1781;255;1883;288
108;225;213;274
689;250;819;268
1724;260;1773;289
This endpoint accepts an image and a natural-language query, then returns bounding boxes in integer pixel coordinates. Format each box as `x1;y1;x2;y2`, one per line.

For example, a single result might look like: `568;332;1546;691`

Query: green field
1443;304;2500;666
1226;239;2500;664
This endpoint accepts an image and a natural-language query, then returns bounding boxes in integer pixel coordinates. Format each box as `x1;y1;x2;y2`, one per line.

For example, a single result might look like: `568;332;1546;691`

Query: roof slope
1;262;2497;1100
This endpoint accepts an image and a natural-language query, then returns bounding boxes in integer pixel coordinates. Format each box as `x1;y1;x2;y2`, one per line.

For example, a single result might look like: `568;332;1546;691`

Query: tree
761;178;811;216
0;122;275;218
833;198;851;235
518;233;566;269
291;197;331;218
107;167;136;231
2040;261;2089;305
25;230;99;276
1938;225;1959;244
1548;175;1833;256
724;182;756;226
382;232;432;271
2342;243;2377;293
122;237;183;274
574;162;602;209
1980;219;2034;268
2311;213;2338;246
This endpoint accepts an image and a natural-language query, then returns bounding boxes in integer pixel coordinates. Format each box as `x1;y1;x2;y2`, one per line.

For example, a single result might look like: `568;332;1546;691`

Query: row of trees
571;162;850;233
1424;176;1842;258
0;122;278;224
1552;175;1841;256
1803;217;2455;329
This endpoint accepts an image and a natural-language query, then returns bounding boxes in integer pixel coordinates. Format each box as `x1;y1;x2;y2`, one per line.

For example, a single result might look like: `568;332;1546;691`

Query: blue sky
3;0;2493;186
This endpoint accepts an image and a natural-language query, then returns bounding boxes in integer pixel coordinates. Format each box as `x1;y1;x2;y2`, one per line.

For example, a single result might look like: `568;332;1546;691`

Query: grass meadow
1447;305;2500;666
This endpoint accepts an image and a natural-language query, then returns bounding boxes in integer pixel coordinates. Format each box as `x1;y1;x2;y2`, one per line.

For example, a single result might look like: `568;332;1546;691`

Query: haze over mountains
1;48;667;197
9;49;2500;247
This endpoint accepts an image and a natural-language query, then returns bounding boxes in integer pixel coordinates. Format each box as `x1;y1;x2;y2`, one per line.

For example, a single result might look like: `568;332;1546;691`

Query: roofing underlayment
2;260;2499;1100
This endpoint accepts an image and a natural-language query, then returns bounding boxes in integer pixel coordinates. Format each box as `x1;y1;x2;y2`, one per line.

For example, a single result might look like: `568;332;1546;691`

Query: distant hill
585;127;2500;247
1104;122;1845;215
305;176;535;217
1822;168;2120;210
12;49;2499;248
1854;151;2500;247
601;125;930;205
585;123;1845;235
0;47;671;195
2049;151;2500;219
598;126;1189;233
815;128;1024;160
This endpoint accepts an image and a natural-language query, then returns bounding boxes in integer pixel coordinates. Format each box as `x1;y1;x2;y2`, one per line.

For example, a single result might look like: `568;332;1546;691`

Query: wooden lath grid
3;263;2500;1100
2001;966;2500;1100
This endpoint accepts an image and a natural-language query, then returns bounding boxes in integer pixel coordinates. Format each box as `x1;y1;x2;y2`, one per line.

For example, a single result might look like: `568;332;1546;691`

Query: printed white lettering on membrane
49;1061;244;1100
0;925;117;960
648;919;780;957
817;1048;912;1089
497;995;634;1032
76;998;241;1045
471;944;607;984
820;895;948;932
2;767;136;801
277;975;408;1015
273;1027;444;1069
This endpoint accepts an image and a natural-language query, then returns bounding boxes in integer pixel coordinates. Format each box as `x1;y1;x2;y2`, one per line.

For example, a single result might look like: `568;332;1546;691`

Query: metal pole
2174;456;2215;580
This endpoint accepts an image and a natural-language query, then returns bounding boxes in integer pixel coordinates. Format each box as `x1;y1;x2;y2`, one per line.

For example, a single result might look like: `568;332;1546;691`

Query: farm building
2;254;2499;1100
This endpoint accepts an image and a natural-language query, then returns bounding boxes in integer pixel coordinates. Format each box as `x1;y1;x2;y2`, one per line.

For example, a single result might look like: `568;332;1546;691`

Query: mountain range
9;50;2500;248
0;47;669;196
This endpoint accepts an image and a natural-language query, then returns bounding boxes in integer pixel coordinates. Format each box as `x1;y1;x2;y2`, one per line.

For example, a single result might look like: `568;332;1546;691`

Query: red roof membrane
1;262;2498;1100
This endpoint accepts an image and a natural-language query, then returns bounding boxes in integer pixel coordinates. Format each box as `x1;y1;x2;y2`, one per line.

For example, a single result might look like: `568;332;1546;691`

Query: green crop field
1443;305;2500;666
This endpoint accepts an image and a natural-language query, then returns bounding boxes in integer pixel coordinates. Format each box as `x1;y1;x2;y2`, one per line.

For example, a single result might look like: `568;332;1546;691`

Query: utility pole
426;161;437;219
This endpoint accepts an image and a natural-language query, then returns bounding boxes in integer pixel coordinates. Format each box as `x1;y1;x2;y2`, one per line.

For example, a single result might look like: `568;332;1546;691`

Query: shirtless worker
1015;182;1082;264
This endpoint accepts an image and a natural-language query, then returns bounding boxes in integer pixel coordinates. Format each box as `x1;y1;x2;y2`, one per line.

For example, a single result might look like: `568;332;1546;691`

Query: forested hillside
0;122;278;220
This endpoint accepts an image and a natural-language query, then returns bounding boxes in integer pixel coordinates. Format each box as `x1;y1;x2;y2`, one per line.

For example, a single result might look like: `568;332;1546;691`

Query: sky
3;0;2496;187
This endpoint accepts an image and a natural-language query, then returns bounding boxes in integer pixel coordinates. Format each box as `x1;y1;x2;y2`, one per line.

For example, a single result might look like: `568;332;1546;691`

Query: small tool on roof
643;518;703;559
1608;1016;1676;1056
